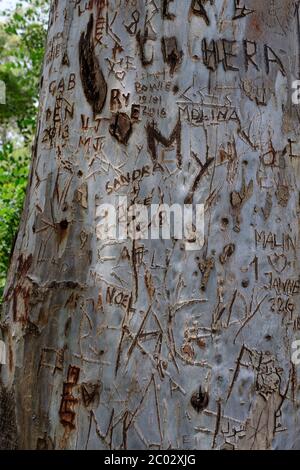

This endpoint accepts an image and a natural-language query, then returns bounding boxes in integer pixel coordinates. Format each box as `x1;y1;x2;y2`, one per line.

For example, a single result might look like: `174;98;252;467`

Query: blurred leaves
0;0;48;138
0;143;29;294
0;0;48;298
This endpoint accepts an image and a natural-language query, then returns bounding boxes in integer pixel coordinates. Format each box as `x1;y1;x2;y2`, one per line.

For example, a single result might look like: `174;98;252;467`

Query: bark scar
79;14;107;116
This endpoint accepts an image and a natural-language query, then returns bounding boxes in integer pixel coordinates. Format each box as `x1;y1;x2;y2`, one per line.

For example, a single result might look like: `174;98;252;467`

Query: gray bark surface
0;0;300;450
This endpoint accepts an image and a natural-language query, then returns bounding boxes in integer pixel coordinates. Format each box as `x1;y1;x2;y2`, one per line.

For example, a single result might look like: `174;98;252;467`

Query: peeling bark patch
12;285;30;323
109;113;132;145
79;14;107;116
16;253;33;280
77;183;88;209
161;37;183;76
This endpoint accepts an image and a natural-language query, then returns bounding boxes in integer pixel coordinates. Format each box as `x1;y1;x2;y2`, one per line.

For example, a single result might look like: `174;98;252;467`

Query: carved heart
268;253;288;274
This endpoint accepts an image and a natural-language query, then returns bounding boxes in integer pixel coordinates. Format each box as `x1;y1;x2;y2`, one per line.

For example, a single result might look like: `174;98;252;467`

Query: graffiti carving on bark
1;0;300;451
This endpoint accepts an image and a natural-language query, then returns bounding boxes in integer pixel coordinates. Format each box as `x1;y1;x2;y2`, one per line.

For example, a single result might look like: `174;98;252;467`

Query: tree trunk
1;0;300;450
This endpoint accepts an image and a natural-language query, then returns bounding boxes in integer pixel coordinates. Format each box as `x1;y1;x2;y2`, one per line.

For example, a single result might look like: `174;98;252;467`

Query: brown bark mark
162;0;175;20
59;365;80;430
136;28;157;67
190;386;209;413
232;0;254;20
81;381;101;408
190;0;211;25
219;243;236;265
146;117;182;168
79;14;107;116
184;156;214;205
161;37;183;76
109;112;133;145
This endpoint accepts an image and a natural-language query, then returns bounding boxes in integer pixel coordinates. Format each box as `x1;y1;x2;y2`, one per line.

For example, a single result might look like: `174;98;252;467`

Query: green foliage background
0;0;48;299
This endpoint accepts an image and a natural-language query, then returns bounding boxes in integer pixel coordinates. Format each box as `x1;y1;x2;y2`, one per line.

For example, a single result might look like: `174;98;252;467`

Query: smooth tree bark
1;0;300;450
